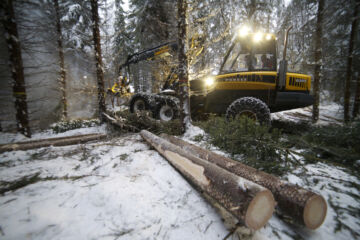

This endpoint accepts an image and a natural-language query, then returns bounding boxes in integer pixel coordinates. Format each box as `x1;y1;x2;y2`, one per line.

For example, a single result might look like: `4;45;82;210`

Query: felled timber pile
0;133;107;153
141;130;275;230
141;130;327;231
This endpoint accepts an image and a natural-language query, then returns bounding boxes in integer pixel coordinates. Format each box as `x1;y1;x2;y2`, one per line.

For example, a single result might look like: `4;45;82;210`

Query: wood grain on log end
245;189;275;230
303;195;327;230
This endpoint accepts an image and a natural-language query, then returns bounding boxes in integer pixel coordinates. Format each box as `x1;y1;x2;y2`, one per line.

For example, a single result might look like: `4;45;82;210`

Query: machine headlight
205;76;215;86
265;34;272;40
238;26;250;38
253;32;263;42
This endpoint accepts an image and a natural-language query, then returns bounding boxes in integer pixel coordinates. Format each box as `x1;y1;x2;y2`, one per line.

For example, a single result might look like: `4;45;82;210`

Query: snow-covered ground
0;103;359;239
183;124;360;240
0;133;228;240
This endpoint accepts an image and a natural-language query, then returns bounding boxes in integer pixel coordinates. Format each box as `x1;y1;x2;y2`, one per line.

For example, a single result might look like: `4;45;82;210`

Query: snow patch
0;134;228;240
183;124;205;140
0;124;107;144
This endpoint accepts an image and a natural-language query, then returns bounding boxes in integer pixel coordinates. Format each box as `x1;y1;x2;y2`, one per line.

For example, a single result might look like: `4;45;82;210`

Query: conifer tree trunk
177;0;190;132
0;0;31;137
353;75;360;119
312;0;324;123
344;0;359;122
54;0;67;119
91;0;106;122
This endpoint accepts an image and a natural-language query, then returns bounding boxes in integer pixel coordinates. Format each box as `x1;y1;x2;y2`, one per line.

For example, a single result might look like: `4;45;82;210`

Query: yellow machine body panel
286;73;311;91
208;71;311;92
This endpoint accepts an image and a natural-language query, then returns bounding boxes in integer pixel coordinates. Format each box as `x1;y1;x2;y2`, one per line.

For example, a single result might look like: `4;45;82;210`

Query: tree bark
0;0;31;137
353;75;360;119
344;0;359;122
161;134;327;230
53;0;67;119
312;0;324;123
141;130;275;230
91;0;106;122
0;133;107;153
177;0;191;132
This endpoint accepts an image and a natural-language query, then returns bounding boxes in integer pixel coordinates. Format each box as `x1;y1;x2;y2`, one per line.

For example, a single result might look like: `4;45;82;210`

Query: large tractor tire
155;99;179;121
130;96;149;113
225;97;271;125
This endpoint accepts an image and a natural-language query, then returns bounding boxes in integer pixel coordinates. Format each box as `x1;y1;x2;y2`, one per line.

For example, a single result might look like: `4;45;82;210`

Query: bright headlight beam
205;76;215;86
238;26;250;37
265;34;272;40
253;32;263;42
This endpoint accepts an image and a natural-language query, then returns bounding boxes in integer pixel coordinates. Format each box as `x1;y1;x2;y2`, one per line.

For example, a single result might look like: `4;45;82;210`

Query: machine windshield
220;35;277;73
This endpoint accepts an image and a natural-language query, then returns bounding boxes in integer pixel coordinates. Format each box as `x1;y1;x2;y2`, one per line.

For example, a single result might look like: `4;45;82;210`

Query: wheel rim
238;110;257;121
133;99;146;112
159;105;174;121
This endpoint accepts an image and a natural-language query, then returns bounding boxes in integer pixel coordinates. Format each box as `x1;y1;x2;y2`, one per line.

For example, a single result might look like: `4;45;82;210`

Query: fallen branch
141;130;275;230
103;112;139;132
161;134;327;230
0;133;107;153
0;172;92;195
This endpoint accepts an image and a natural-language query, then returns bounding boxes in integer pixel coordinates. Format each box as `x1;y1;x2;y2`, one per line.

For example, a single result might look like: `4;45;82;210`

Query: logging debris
0;133;107;153
104;111;183;135
0;172;93;195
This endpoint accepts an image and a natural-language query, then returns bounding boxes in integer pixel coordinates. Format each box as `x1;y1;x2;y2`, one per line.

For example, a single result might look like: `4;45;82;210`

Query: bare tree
54;0;67;119
352;1;360;120
0;0;31;137
177;0;190;132
312;0;324;123
344;0;359;122
353;75;360;119
90;0;106;122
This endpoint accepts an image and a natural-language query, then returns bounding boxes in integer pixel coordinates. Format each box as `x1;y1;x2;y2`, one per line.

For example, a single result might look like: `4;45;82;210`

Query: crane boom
118;41;178;73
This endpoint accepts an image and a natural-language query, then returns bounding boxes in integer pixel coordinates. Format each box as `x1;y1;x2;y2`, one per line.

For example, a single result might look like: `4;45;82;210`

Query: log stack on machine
140;130;327;232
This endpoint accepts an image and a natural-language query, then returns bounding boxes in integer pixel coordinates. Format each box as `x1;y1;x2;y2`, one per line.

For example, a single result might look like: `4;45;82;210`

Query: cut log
0;133;107;153
160;134;327;230
140;130;275;230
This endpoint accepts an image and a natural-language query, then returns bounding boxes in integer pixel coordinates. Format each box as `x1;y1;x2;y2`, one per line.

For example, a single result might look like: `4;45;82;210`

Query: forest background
0;0;359;135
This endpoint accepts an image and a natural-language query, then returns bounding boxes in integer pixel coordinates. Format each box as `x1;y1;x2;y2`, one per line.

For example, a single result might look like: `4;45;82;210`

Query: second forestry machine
116;26;314;124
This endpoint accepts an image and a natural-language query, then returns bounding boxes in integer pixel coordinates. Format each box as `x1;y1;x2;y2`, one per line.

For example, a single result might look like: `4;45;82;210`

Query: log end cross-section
246;190;275;230
303;194;327;230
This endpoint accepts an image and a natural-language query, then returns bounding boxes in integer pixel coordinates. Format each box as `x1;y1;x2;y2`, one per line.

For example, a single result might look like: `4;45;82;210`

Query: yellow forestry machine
107;42;179;107
122;26;313;124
